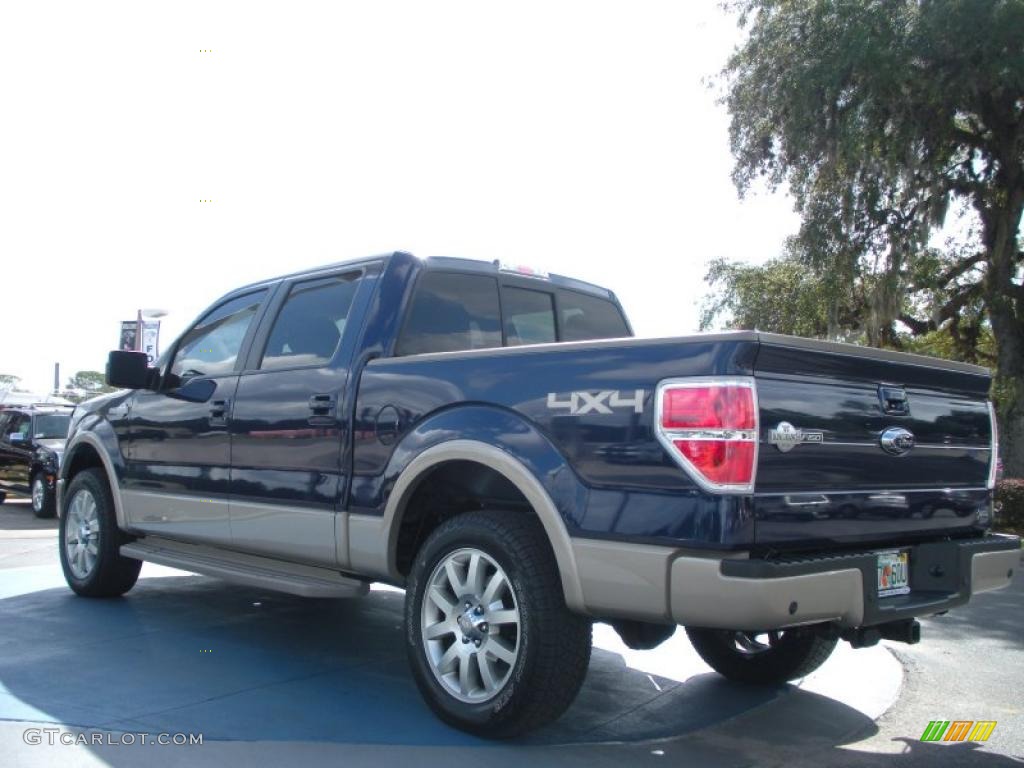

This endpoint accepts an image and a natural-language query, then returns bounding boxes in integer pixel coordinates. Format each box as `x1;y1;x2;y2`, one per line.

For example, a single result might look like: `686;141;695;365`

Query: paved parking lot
0;499;1019;767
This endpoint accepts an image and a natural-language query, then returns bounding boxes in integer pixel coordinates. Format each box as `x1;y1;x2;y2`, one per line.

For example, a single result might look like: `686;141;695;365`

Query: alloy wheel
420;547;521;703
64;489;100;579
31;478;45;512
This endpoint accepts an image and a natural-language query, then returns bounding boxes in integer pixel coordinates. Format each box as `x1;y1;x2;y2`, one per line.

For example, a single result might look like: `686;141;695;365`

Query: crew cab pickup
58;252;1020;737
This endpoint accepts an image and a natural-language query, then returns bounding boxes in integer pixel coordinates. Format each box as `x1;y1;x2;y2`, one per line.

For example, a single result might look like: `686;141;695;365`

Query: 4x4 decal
546;389;645;415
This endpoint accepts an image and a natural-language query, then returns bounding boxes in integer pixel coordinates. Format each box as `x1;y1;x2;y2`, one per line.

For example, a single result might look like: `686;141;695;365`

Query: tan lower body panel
575;537;1017;630
573;538;864;629
668;558;865;630
971;548;1020;594
571;539;676;622
121;489;232;546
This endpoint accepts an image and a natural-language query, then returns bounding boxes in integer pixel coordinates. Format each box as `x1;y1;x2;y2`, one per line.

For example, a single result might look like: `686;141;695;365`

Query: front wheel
59;469;141;597
31;473;55;518
405;511;592;739
685;625;838;685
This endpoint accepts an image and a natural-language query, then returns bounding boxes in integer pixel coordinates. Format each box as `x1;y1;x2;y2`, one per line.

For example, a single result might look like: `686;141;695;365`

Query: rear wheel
59;469;141;597
685;625;837;685
405;511;592;738
31;472;55;518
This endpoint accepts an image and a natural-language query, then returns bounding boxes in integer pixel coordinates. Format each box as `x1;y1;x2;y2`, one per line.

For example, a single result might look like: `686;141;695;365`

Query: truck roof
227;252;616;301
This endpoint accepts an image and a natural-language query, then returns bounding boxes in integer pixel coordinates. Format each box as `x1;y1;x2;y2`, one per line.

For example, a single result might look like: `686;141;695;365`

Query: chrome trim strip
770;440;991;451
755;486;990;497
987;401;999;490
662;428;757;442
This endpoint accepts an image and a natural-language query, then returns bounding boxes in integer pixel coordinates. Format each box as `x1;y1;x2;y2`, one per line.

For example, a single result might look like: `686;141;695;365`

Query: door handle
308;393;337;426
210;398;231;426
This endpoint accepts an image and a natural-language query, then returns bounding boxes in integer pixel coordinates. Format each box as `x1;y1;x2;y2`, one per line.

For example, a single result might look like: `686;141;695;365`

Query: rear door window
259;272;361;370
503;287;556;346
557;289;629;341
396;272;501;355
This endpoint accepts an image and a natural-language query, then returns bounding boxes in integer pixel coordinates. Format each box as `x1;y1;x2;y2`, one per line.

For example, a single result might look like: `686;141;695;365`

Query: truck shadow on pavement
1;563;1019;766
0;576;790;745
3;576;1021;765
0;577;1011;768
0;575;828;748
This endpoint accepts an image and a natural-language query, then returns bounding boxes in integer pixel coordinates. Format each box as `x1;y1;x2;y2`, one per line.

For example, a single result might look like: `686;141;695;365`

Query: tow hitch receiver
843;619;921;648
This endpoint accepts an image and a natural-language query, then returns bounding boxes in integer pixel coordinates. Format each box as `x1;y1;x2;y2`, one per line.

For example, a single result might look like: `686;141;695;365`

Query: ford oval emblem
880;427;915;456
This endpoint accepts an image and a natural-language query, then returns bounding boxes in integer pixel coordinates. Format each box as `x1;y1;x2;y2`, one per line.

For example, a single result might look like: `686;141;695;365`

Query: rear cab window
395;268;630;356
556;288;629;341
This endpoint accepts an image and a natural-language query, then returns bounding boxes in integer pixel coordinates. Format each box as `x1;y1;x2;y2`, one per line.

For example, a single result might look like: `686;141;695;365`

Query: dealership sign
119;319;161;364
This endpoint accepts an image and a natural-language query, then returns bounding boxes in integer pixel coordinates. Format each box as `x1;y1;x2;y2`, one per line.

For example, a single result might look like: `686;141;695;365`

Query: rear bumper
574;534;1020;630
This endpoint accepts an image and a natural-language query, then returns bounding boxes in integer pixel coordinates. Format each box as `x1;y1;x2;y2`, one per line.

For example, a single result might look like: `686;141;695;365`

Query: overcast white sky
0;1;798;393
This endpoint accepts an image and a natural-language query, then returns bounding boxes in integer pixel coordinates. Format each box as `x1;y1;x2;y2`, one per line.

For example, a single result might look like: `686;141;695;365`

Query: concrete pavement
0;498;1019;766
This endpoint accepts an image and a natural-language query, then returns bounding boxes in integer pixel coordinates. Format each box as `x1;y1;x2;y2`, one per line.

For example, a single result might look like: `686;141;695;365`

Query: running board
120;537;370;598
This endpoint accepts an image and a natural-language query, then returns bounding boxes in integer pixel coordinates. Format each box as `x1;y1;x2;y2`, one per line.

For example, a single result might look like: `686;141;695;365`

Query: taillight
654;378;758;493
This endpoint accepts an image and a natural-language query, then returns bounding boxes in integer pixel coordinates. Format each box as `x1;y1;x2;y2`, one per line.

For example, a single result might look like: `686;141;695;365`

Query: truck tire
685;625;837;685
31;472;56;518
405;510;592;738
59;469;141;598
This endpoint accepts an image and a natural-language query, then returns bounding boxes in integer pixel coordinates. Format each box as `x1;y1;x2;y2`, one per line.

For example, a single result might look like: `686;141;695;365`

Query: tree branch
899;313;934;335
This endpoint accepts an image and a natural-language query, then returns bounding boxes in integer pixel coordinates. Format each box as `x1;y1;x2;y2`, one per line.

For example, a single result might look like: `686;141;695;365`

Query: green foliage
67;370;114;394
701;254;864;339
995;479;1024;534
715;0;1024;468
719;0;1023;349
901;326;996;363
0;374;29;393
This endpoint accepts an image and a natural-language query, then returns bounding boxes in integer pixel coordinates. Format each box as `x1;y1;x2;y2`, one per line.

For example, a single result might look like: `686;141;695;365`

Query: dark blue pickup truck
58;252;1020;737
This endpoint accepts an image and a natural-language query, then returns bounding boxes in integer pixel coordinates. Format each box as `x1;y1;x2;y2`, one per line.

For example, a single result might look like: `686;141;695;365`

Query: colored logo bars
920;721;997;742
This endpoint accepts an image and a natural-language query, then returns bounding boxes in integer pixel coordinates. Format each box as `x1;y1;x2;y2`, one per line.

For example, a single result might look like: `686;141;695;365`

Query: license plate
877;550;910;597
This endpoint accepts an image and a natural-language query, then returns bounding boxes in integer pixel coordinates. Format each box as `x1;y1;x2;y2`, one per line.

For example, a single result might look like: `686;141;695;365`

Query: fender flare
60;433;127;528
346;439;587;613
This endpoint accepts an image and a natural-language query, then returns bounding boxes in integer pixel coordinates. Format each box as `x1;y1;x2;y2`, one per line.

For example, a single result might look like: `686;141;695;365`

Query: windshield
33;414;71;439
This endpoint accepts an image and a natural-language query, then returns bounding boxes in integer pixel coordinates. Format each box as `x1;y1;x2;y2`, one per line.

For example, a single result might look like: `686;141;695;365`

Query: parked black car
0;405;73;517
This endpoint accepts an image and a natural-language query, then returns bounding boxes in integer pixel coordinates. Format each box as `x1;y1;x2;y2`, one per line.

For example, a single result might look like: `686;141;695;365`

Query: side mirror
167;377;216;403
106;350;157;390
8;433;26;444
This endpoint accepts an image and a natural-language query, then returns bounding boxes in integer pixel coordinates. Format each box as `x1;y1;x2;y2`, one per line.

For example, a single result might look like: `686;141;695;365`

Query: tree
701;253;864;338
67;370;114;394
720;0;1024;471
0;374;21;391
702;240;996;364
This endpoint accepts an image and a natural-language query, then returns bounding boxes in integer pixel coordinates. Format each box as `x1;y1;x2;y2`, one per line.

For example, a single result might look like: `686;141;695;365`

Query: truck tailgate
752;335;995;549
